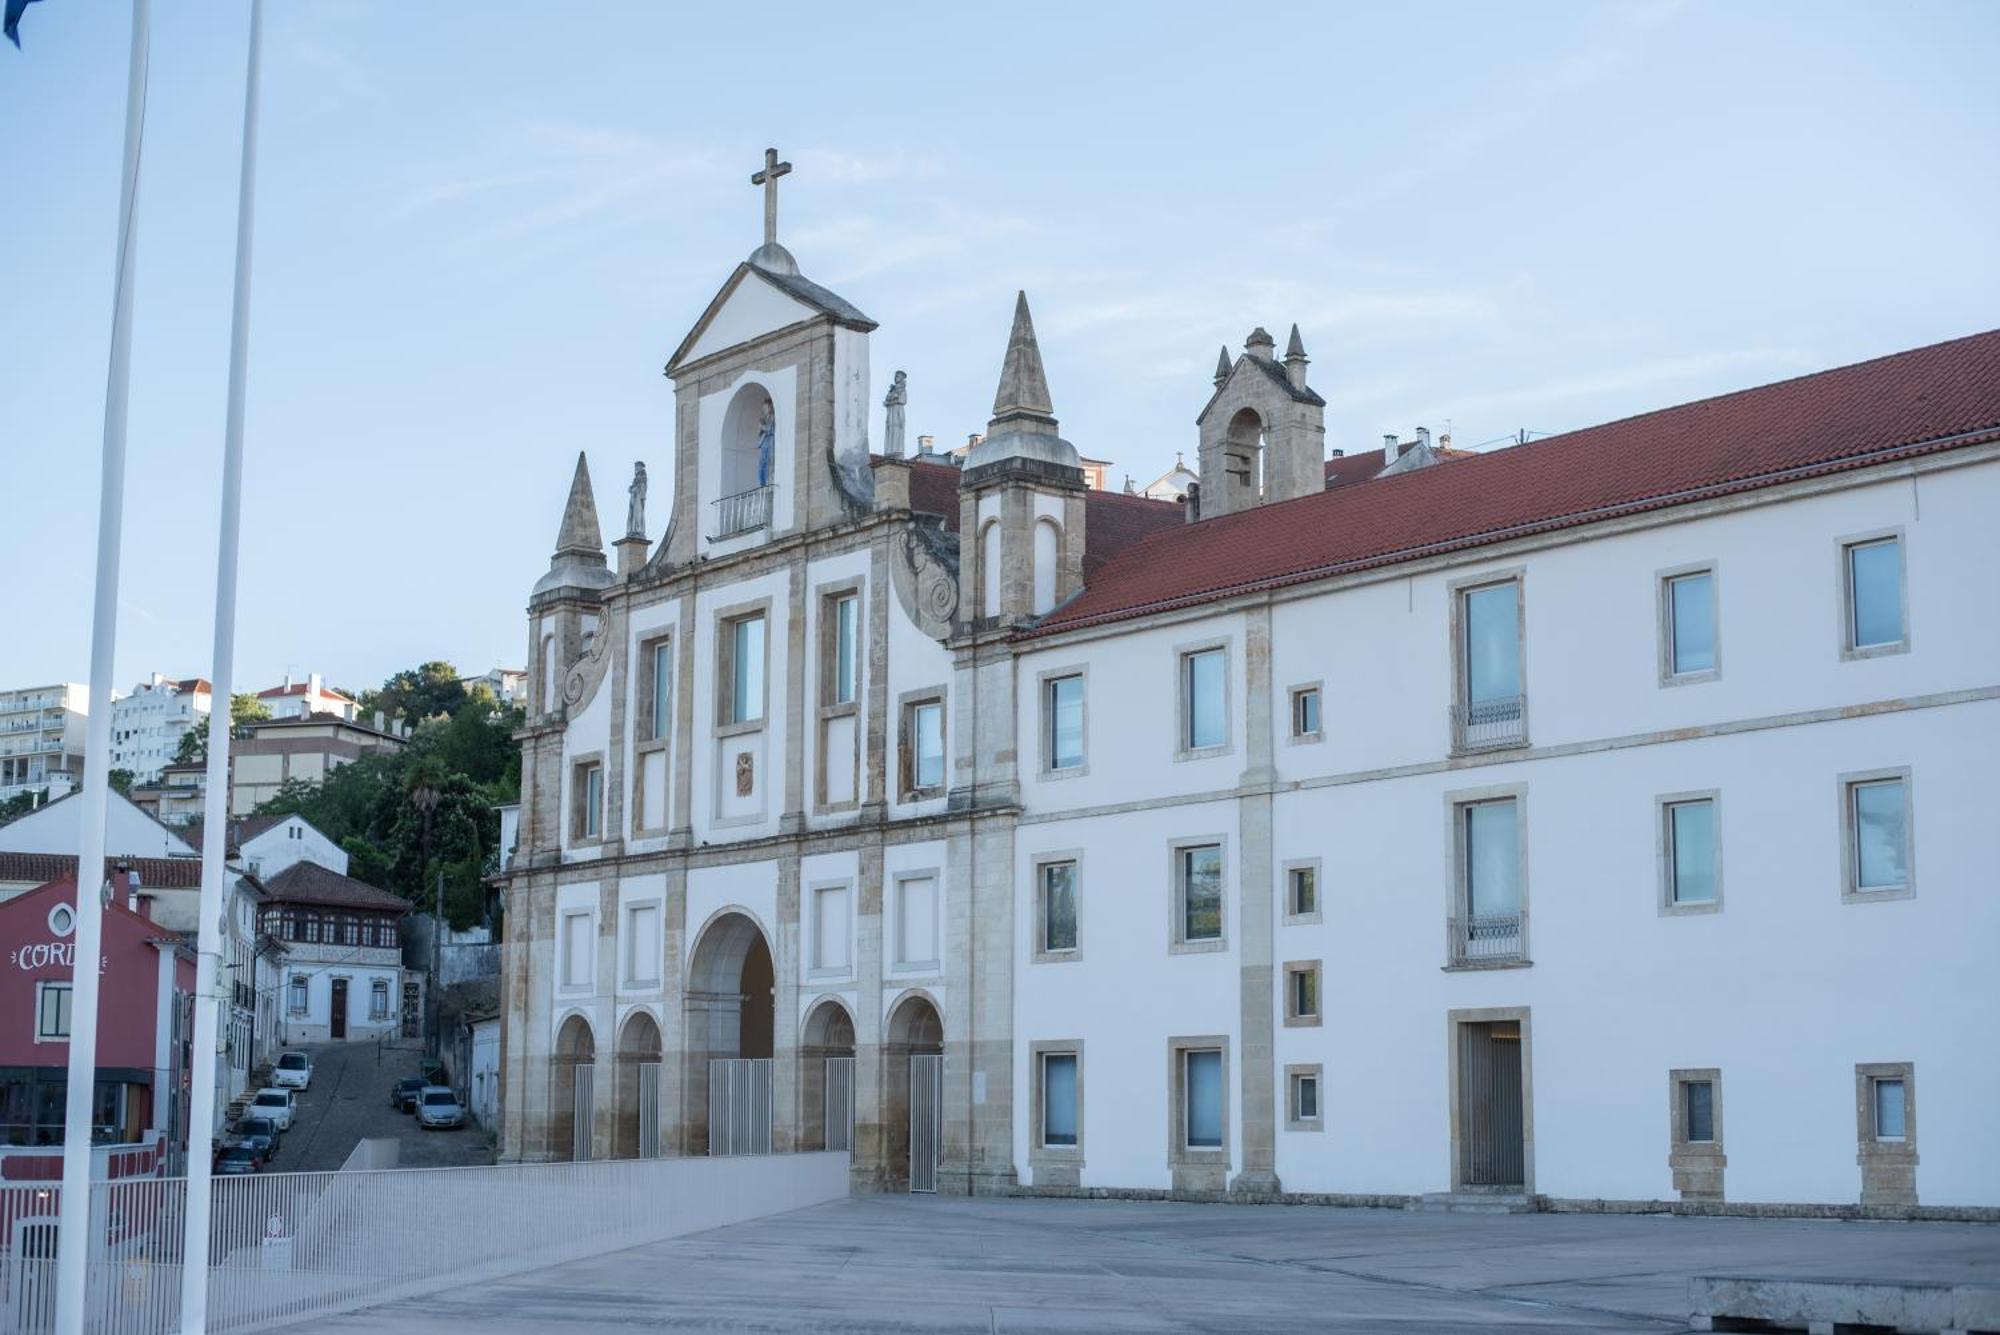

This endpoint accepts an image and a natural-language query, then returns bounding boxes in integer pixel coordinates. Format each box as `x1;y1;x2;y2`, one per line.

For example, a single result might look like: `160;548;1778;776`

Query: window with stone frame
1177;1043;1226;1152
1453;574;1527;750
1450;792;1527;966
1855;1061;1917;1207
572;759;604;842
1283;960;1322;1027
288;975;308;1014
1286;1065;1323;1131
638;633;673;743
1668;1067;1724;1202
1173;842;1224;949
1842;770;1912;901
1841;533;1906;657
1044;673;1085;773
1289;684;1323;740
899;693;946;799
1659;565;1719;682
1285;861;1320;921
1040;1051;1078;1148
1180;647;1227;753
1660;793;1720;912
1036;858;1079;958
822;590;859;708
719;611;767;727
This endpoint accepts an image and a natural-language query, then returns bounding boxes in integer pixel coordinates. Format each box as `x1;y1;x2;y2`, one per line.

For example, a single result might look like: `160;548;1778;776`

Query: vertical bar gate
1457;1022;1524;1188
707;1058;773;1155
637;1060;661;1159
909;1053;941;1194
823;1056;854;1153
572;1065;594;1163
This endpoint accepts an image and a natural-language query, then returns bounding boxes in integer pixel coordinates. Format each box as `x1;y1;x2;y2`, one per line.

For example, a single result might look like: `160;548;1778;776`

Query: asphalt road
258;1039;495;1172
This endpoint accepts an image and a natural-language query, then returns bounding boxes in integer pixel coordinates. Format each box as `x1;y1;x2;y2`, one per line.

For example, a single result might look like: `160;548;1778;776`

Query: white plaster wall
682;276;814;366
885;584;954;822
241;816;348;879
279;955;405;1044
550;880;603;1047
617;872;668;997
690;569;790;843
801;848;860;987
883;840;947;998
685;860;780;969
558;678;613;865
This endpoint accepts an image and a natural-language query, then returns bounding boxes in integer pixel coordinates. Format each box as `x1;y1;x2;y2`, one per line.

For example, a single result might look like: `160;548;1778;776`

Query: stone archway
799;997;856;1152
1224;406;1265;503
614;1009;663;1160
881;992;943;1192
682;910;775;1155
550;1014;596;1162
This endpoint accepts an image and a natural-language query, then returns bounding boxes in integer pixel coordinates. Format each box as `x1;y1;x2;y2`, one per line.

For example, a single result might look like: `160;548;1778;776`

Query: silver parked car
415;1086;464;1130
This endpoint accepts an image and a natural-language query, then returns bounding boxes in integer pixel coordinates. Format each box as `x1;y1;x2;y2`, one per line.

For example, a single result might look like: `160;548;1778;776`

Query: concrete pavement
280;1193;2000;1333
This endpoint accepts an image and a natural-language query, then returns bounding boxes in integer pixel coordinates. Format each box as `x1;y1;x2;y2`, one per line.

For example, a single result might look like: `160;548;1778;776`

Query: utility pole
431;866;445;1059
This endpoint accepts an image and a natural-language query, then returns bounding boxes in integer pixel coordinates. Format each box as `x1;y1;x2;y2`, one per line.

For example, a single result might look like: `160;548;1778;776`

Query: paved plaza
290;1193;1998;1334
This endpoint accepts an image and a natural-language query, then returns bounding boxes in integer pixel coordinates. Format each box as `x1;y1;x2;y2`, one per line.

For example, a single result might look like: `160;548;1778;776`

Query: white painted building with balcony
497;165;1998;1217
0;683;87;804
109;674;211;783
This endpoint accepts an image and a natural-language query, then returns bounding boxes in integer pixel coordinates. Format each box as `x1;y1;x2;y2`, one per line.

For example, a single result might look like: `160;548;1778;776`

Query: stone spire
1284;323;1309;390
554;451;604;557
989;290;1058;435
1245;326;1276;359
1214;345;1233;388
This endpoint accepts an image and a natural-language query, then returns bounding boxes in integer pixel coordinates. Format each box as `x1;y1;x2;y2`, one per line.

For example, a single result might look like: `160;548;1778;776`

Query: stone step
1418;1191;1535;1214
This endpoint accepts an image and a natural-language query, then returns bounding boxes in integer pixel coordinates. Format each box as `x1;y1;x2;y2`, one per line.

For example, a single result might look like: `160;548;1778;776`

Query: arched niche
720;382;777;499
614;1009;663;1160
1225;406;1266;500
1032;518;1061;615
550;1013;596;1161
798;996;857;1153
980;520;1002;618
681;909;775;1155
880;991;943;1191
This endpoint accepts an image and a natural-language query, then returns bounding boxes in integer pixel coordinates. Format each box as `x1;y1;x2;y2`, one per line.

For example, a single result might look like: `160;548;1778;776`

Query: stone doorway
682;910;775;1156
1452;1011;1530;1193
881;992;943;1193
615;1010;663;1159
799;998;855;1153
550;1014;596;1162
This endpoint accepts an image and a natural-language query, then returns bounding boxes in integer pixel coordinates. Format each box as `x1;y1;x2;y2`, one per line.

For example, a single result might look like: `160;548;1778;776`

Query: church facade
498;155;2000;1213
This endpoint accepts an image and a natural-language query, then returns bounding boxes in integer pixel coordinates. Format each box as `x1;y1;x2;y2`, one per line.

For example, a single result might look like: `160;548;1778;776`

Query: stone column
659;863;688;1156
1232;601;1281;1194
782;563;808;832
852;841;886;1191
670;592;696;845
862;541;890;817
771;851;803;1152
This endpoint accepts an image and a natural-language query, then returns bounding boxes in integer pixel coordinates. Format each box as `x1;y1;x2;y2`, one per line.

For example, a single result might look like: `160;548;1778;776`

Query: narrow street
259;1039;495;1172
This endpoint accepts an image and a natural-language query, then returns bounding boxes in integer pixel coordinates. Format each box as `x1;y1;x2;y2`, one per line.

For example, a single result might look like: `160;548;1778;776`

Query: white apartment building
0;683;87;803
497;181;1998;1216
110;674;212;782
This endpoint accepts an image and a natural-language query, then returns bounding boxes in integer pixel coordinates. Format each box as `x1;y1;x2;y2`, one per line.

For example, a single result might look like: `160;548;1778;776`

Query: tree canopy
173;692;274;767
253;662;519;930
358;661;468;731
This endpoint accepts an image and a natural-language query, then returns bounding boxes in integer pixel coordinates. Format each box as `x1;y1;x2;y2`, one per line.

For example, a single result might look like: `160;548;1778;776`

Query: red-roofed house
253;673;357;723
496;203;1998;1214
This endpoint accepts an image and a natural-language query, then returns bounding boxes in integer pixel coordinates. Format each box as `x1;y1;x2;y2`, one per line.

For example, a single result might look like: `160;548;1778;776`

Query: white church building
496;152;1999;1215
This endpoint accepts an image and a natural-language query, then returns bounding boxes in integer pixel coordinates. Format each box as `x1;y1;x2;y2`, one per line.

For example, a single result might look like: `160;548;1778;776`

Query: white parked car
272;1051;312;1090
415;1087;464;1130
248;1087;296;1131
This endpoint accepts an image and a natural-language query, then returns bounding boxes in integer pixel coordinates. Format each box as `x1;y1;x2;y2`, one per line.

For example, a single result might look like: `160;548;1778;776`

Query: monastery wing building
500;155;2000;1214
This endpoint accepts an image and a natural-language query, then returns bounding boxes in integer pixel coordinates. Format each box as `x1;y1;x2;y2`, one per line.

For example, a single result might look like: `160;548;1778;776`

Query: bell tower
1194;323;1326;517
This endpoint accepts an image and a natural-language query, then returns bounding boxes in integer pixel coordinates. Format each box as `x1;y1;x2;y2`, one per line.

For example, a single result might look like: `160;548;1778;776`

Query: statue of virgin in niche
755;401;776;487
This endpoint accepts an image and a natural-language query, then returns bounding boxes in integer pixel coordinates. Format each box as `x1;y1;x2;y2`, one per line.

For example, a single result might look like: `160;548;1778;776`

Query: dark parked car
215;1145;263;1175
230;1116;281;1158
391;1077;427;1112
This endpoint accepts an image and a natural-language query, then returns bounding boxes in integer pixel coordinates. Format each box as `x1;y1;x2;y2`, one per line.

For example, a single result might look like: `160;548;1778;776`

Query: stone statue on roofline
626;461;647;539
883;370;908;458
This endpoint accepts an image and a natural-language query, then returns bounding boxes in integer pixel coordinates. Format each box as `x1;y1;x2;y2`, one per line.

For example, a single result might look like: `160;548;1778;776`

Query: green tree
360;661;466;731
108;769;135;796
0;788;52;828
173;693;273;767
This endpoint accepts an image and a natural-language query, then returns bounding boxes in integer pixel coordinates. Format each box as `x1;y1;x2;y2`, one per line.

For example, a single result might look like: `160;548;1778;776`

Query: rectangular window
579;763;603;839
1291;686;1321;739
626;903;661;985
36;982;71;1039
1182;649;1225;751
895;875;938;969
1040;860;1078;954
1291;1071;1320;1124
1288;864;1317;917
1184;1049;1223;1149
1846;537;1903;651
647;637;673;742
1463;582;1521;705
812;884;851;972
1665;569;1717;677
369;979;389;1020
561;910;591;988
288;976;307;1014
1285;962;1320;1024
1872;1077;1907;1141
1683;1079;1715;1144
1849;777;1908;893
303;917;320;944
1041;1052;1078;1148
1666;798;1718;906
1179;844;1222;944
904;698;945;795
1046;675;1084;771
723;613;766;725
830;593;858;706
1463;800;1520;917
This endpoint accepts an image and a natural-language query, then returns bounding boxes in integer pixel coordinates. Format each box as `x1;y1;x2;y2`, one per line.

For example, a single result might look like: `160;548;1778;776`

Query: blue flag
5;0;44;50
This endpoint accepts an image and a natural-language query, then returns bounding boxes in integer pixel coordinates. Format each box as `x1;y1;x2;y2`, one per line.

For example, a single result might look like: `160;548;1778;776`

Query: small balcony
1447;911;1527;968
710;485;774;542
1452;693;1528;753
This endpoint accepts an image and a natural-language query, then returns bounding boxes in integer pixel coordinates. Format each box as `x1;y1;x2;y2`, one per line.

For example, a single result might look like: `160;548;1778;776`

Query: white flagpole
181;2;264;1329
55;0;150;1331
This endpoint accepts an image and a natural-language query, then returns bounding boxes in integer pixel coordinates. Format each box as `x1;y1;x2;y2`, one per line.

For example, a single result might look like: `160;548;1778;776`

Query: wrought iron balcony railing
1452;693;1528;752
1447;911;1527;967
710;485;774;541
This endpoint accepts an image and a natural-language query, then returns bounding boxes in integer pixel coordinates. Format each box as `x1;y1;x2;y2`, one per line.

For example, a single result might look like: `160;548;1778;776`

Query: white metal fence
1;1149;850;1333
909;1053;941;1194
823;1057;854;1154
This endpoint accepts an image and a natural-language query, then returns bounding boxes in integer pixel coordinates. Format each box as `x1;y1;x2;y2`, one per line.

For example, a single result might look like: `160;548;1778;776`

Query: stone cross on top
751;147;792;248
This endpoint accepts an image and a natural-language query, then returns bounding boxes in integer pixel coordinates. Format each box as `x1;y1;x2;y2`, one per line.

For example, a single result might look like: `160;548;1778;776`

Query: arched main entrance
550;1014;596;1162
799;998;856;1152
683;910;775;1155
614;1010;663;1159
882;992;943;1193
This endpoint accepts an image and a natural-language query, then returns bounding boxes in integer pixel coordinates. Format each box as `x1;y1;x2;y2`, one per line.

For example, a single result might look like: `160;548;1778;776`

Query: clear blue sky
4;1;1996;697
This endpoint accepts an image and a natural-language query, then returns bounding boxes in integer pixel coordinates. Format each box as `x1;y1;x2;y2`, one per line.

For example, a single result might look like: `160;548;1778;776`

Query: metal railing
1447;912;1527;967
823;1058;854;1154
707;1058;773;1156
709;485;773;541
0;1150;851;1333
1451;693;1528;752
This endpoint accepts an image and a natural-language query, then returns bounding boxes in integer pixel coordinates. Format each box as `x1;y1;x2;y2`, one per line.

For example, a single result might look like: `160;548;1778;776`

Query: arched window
981;520;1003;618
1032;519;1060;615
539;633;557;712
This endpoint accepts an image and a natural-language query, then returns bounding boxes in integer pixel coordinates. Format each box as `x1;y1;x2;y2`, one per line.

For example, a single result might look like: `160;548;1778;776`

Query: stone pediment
666;263;878;376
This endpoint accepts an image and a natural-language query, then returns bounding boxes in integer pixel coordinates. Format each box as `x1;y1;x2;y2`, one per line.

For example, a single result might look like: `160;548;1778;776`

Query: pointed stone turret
1214;346;1233;388
1284;323;1309;390
534;451;615;599
989;291;1058;434
554;451;604;557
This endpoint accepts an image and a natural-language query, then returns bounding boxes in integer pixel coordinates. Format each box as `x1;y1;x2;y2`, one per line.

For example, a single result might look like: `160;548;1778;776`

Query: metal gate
572;1064;594;1162
637;1060;661;1159
823;1056;854;1152
6;1218;57;1334
1457;1021;1524;1188
909;1052;941;1193
708;1057;773;1156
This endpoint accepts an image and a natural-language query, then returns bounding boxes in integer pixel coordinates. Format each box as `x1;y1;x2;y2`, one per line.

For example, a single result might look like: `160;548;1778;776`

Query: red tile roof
882;456;1183;575
903;457;964;531
256;682;355;702
0;852;205;889
1034;330;2000;636
260;861;409;913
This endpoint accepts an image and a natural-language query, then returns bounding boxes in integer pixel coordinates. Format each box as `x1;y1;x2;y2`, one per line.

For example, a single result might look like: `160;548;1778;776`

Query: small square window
1284;961;1321;1027
1291;686;1322;739
1291;1072;1319;1124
